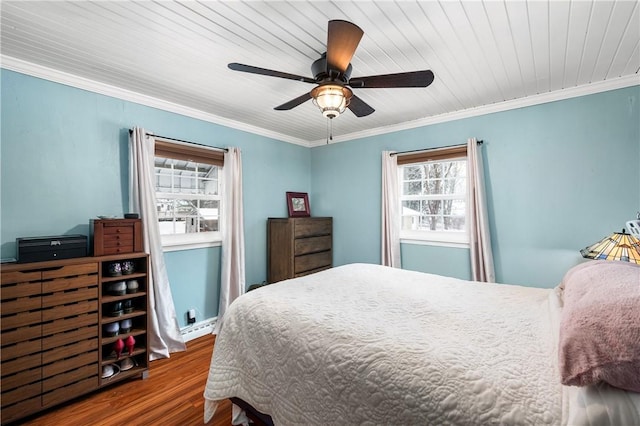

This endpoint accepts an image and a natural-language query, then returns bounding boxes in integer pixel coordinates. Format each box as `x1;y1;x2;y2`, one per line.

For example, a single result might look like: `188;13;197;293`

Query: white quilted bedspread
204;263;564;425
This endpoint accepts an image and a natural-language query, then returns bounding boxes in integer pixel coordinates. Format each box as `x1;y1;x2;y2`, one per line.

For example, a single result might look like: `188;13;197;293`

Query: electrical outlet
187;309;196;324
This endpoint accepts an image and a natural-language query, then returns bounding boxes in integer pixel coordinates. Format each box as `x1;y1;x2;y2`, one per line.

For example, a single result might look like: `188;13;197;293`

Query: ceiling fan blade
228;63;316;84
326;20;364;74
274;92;313;110
348;94;375;117
349;70;435;88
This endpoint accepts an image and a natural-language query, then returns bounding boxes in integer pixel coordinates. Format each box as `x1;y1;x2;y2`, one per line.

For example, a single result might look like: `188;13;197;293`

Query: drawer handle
21;266;64;273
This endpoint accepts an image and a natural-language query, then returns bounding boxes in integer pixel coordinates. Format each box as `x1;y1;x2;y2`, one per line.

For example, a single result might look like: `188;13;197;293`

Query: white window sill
161;232;222;252
400;230;469;249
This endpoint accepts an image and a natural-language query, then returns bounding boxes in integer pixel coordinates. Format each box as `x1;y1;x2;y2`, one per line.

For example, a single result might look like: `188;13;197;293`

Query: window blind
155;139;224;166
396;145;467;165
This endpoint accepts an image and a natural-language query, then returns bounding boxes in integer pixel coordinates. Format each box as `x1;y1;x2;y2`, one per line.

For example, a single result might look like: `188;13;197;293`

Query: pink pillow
558;260;640;392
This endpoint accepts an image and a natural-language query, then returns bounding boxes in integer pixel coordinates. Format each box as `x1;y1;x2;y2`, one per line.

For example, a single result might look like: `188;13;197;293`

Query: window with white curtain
397;145;469;247
154;139;224;250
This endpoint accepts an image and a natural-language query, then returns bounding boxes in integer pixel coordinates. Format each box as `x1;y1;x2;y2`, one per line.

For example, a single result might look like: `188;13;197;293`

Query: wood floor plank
15;334;232;425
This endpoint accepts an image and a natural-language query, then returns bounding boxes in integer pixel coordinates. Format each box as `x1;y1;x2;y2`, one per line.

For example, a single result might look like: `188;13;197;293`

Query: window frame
154;138;224;252
397;145;470;248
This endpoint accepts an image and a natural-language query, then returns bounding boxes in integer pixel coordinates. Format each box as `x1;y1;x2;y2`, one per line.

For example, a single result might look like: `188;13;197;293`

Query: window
154;139;224;250
397;145;469;246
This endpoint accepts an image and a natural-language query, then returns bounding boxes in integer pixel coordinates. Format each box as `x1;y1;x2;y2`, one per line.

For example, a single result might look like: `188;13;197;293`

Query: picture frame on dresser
286;192;311;217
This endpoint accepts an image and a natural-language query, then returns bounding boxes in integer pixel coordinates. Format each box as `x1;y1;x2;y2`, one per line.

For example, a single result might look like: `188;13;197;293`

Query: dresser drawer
43;273;97;293
294;265;331;278
1;367;41;394
42;326;97;351
295;235;332;255
1;270;42;286
1;310;41;330
42;287;98;309
294;218;332;238
1;381;41;407
294;251;332;274
42;300;98;322
1;339;41;361
1;295;41;317
42;376;97;408
103;233;134;246
42;313;98;337
42;351;97;380
102;245;135;255
42;263;98;280
1;351;41;376
1;324;41;346
43;364;97;394
1;395;42;424
42;338;98;365
102;225;134;236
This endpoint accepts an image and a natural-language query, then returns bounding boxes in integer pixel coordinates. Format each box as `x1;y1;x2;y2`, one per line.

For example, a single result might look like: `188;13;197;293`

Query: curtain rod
390;140;483;156
128;129;228;152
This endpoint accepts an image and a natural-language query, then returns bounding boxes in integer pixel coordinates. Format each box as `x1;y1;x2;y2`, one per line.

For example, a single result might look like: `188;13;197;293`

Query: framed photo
286;192;311;217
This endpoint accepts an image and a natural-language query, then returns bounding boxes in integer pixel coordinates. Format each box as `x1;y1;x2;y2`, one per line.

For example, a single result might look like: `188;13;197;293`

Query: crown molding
3;55;637;149
0;55;310;147
309;74;640;147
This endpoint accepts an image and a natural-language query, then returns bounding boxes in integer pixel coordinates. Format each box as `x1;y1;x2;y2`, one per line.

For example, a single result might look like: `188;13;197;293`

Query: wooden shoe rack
0;252;149;424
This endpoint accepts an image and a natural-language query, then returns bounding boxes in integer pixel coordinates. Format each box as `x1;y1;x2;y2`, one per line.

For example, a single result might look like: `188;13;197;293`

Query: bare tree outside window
400;159;467;233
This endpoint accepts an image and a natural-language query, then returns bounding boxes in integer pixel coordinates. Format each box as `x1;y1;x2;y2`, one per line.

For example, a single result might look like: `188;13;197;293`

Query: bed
204;261;640;425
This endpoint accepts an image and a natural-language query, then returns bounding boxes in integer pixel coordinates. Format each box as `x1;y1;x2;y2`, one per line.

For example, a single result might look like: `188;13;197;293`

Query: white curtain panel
213;147;246;335
467;137;496;283
381;151;401;268
129;127;186;360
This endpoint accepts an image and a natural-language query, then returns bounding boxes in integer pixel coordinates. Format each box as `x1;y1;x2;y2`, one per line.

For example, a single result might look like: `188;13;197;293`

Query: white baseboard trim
180;317;217;343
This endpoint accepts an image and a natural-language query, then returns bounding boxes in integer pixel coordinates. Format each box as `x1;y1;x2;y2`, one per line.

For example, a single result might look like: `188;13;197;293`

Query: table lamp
580;229;640;264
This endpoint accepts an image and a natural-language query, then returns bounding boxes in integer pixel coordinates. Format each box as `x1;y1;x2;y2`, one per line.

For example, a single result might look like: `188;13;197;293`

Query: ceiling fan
228;20;435;120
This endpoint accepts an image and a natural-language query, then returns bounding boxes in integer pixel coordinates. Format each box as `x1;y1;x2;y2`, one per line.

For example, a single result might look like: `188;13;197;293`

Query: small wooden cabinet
267;217;333;283
91;218;143;256
0;253;149;424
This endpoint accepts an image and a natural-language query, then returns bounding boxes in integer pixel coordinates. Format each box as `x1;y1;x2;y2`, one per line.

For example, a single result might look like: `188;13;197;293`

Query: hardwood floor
16;334;232;425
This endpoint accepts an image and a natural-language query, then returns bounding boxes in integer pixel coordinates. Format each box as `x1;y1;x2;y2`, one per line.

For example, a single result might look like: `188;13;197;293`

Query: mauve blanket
558;260;640;392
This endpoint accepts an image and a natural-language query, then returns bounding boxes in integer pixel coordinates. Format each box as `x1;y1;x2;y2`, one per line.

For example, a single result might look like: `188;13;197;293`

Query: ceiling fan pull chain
330;118;335;143
325;119;330;144
326;119;328;144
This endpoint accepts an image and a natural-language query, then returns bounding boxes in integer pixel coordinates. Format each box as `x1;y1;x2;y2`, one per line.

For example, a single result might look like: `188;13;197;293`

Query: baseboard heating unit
181;317;217;342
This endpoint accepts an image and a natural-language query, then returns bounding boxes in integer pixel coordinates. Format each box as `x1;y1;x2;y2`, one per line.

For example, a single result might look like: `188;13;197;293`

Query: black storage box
17;235;88;263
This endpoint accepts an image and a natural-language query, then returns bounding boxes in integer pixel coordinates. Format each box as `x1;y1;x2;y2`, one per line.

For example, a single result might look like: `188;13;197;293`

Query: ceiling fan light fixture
311;84;353;119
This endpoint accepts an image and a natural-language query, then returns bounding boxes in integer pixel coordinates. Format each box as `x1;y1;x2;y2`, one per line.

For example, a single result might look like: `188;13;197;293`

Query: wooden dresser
0;253;149;424
267;217;332;283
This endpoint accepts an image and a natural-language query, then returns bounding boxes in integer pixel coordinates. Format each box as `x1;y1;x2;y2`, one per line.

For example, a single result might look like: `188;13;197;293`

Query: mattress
203;263;639;425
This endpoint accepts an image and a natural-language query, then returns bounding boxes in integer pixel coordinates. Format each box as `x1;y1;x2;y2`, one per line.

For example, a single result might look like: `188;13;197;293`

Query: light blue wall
311;86;640;287
2;68;638;327
1;69;310;326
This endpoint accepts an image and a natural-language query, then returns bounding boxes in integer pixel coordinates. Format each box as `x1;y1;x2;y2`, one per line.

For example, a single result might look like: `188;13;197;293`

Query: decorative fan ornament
228;20;434;120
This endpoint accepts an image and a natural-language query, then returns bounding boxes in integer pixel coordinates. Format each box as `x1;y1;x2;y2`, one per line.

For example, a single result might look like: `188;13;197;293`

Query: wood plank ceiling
1;1;639;146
